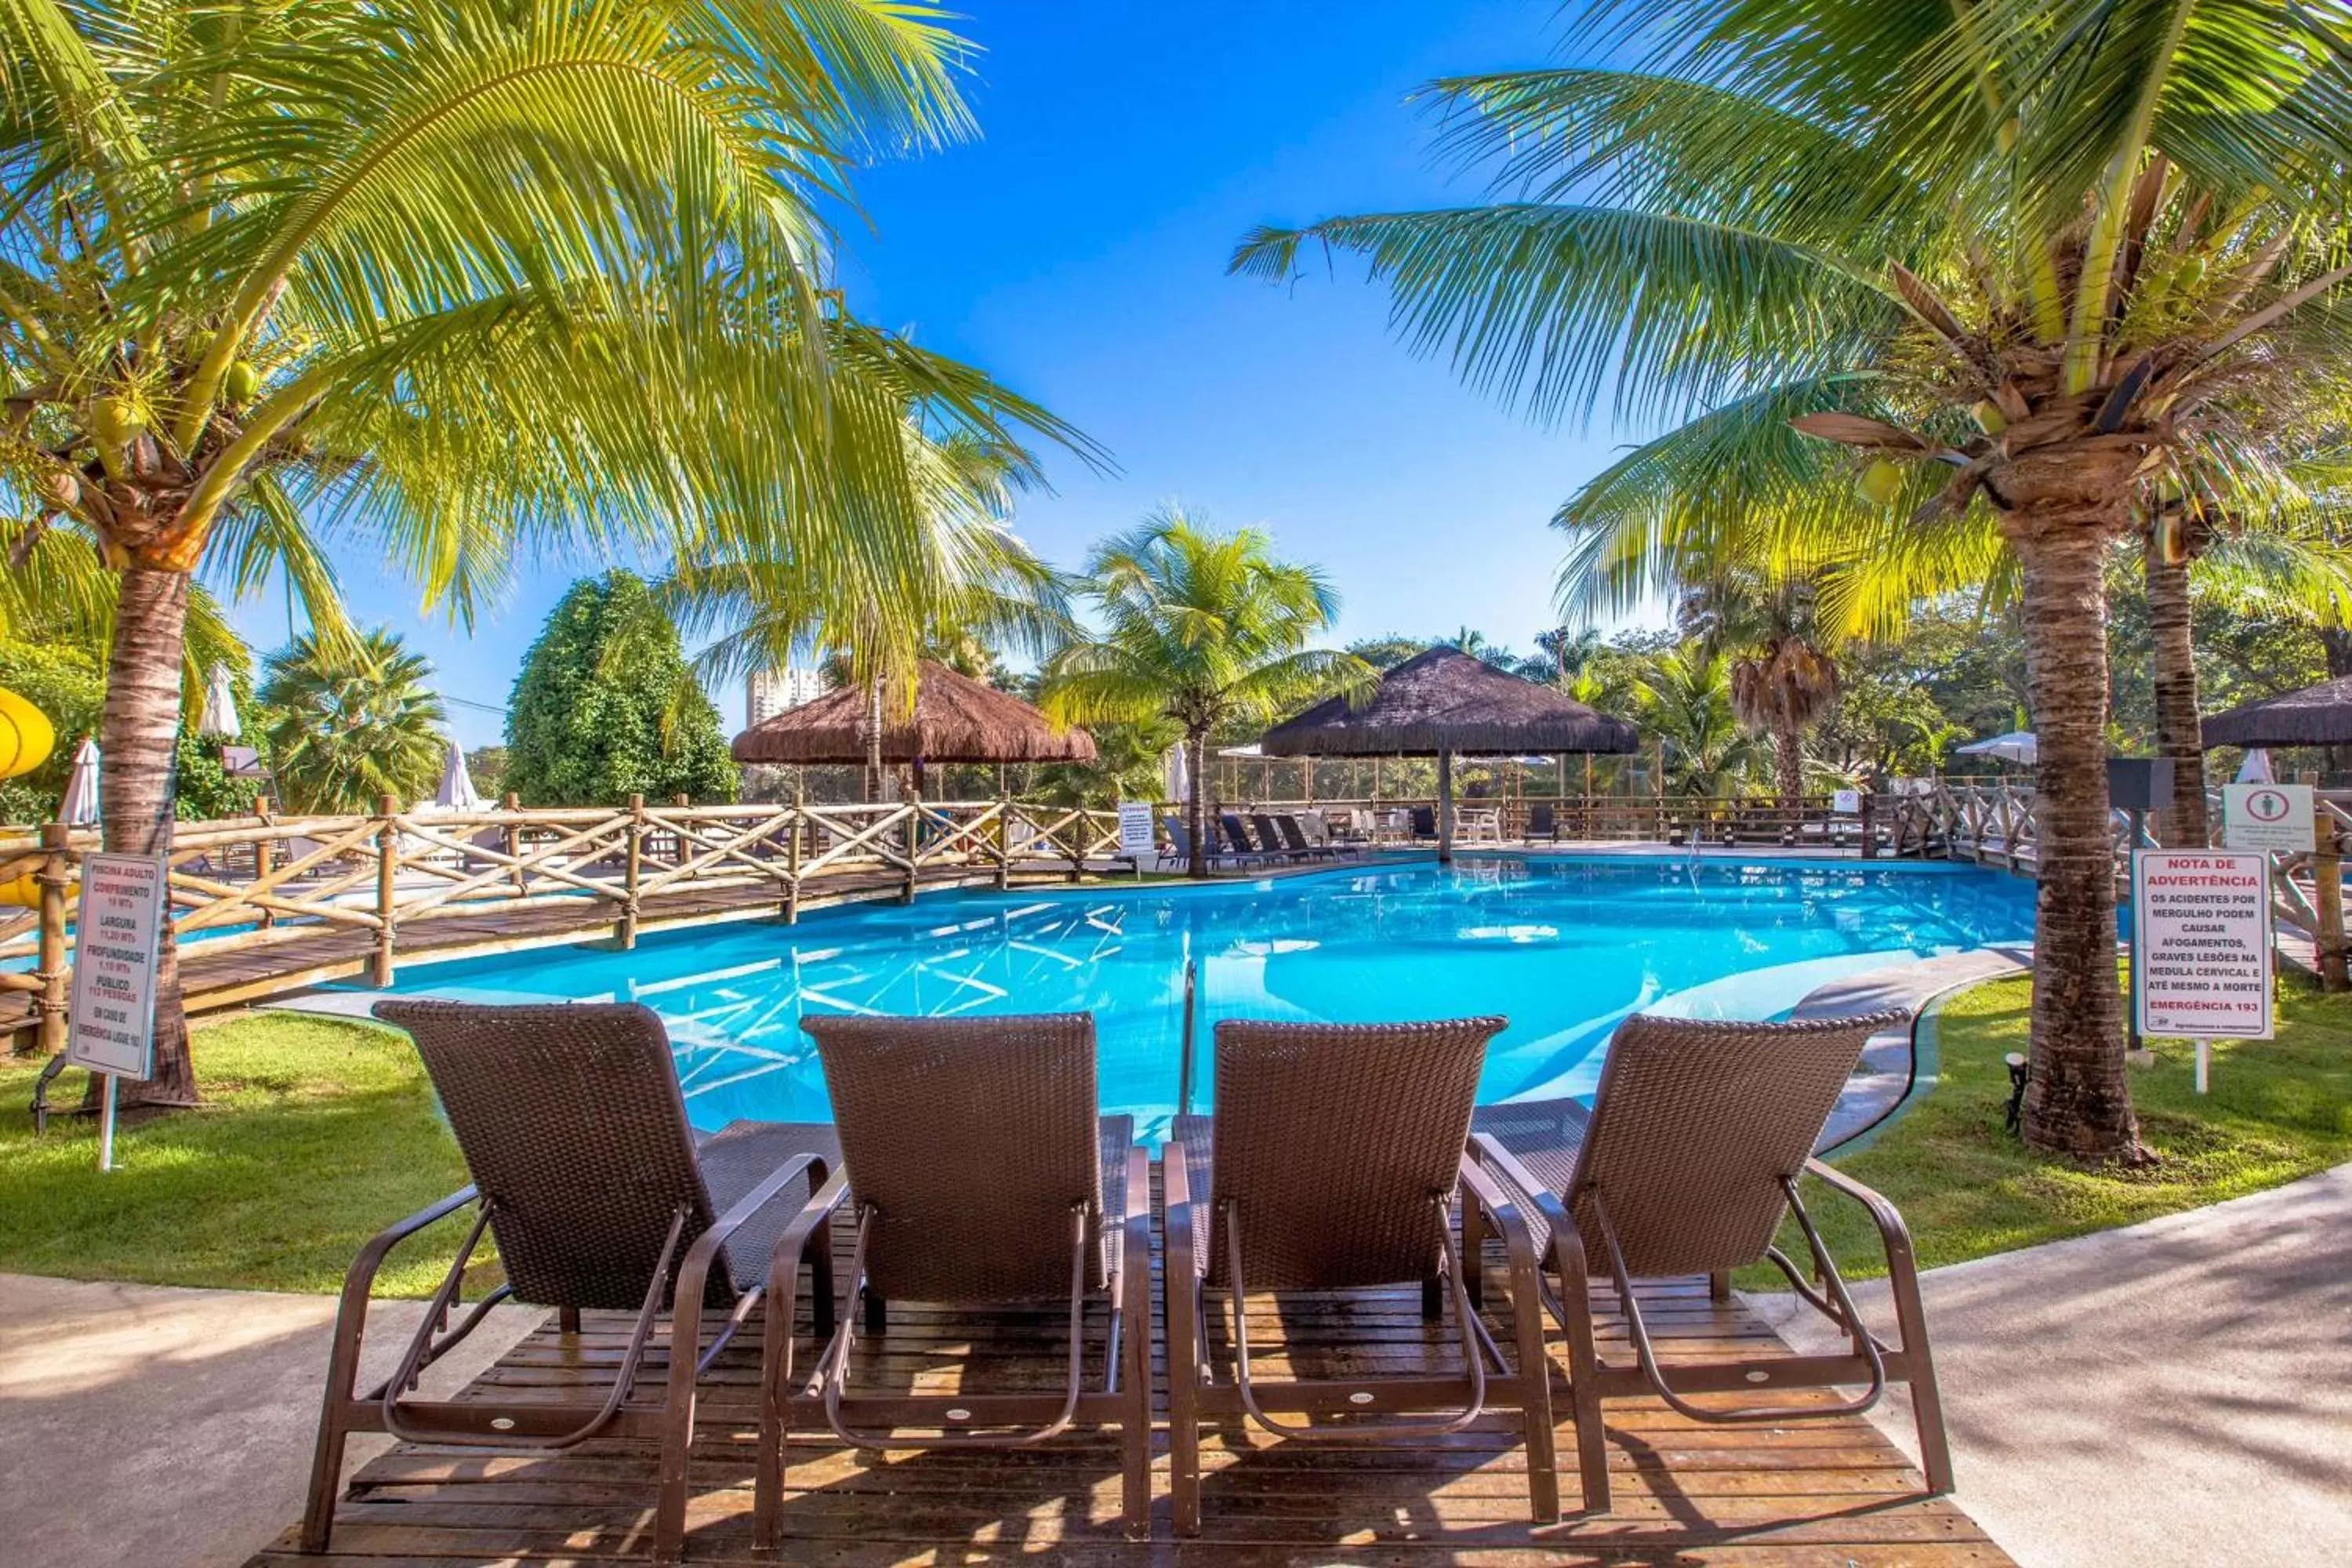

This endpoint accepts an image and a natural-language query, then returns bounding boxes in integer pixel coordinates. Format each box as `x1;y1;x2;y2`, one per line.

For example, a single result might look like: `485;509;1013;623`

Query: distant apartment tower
747;666;828;730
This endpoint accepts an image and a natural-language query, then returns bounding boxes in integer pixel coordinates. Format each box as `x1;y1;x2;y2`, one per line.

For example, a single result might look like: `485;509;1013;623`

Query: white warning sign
2132;851;2273;1040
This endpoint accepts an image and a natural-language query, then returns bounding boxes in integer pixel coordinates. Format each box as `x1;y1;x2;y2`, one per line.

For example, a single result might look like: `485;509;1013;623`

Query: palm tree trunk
1773;725;1803;809
2012;524;2136;1160
862;676;883;802
2321;625;2352;678
1185;729;1210;879
2143;539;2208;846
98;567;200;1107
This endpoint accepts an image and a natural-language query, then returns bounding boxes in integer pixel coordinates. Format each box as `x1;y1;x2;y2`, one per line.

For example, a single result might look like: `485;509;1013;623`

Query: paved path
0;1273;540;1568
1754;1160;2352;1568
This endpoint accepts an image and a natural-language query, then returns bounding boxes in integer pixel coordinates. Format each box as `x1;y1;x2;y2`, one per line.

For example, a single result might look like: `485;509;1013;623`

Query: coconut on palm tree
1233;2;2352;1160
0;1;1080;1102
258;629;445;814
1039;511;1374;877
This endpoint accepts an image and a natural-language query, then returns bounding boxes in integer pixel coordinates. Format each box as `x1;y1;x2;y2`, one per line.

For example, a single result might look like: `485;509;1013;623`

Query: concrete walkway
1754;1161;2352;1568
0;1273;540;1568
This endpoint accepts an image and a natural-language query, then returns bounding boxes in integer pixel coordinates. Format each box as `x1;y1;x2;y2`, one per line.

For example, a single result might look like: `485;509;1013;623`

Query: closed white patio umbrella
2234;747;2277;784
1162;743;1191;806
60;738;100;826
434;736;482;810
198;661;241;741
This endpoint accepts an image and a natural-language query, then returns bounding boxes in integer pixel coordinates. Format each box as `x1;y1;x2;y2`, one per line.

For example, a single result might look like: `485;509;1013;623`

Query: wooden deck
254;1198;2009;1568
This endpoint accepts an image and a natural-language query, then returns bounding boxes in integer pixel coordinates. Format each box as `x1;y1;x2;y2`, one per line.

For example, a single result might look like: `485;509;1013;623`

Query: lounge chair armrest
1456;1152;1541;1275
1162;1138;1197;1279
341;1184;481;1308
677;1152;832;1308
1469;1135;1576;1252
1802;1157;1921;1270
765;1163;853;1300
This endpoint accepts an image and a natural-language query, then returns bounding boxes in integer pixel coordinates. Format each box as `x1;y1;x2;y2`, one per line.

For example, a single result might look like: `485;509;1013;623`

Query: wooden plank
258;1210;2013;1568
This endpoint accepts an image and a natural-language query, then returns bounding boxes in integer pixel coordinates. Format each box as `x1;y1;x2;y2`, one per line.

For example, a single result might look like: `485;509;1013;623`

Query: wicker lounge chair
1165;1018;1560;1534
1409;804;1438;840
1218;811;1276;866
1272;811;1345;860
1251;811;1316;861
768;1014;1151;1541
1470;1010;1951;1512
305;1000;838;1565
1526;802;1559;842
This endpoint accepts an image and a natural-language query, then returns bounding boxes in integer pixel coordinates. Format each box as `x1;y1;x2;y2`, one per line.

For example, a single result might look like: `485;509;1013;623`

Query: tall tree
1234;2;2352;1161
1039;511;1374;877
258;628;445;813
0;1;1077;1102
668;431;1083;800
506;572;736;808
1684;573;1840;808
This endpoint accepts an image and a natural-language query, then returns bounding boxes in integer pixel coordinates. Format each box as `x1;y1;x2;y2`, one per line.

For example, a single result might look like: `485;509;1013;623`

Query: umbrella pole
1438;747;1455;865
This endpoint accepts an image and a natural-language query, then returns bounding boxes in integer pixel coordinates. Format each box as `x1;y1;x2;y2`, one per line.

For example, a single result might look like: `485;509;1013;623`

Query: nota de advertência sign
63;851;166;1080
2132;850;2273;1041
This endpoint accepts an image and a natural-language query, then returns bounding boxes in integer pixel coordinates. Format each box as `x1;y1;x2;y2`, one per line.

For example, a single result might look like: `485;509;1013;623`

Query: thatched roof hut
731;661;1096;771
1260;648;1639;859
2201;676;2352;750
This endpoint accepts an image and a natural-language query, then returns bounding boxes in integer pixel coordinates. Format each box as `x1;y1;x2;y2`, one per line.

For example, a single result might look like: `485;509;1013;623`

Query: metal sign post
62;852;167;1171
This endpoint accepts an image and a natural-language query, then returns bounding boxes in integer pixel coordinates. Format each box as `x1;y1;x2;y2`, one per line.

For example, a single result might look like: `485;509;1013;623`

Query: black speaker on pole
2106;757;2176;812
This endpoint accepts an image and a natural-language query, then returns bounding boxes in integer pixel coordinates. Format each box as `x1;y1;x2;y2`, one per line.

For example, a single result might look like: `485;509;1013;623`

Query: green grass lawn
1773;971;2352;1283
3;974;2348;1297
0;1011;472;1294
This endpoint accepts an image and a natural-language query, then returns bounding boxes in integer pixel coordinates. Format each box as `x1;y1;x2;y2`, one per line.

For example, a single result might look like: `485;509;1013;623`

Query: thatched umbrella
1259;648;1639;861
732;660;1094;793
2201;675;2352;750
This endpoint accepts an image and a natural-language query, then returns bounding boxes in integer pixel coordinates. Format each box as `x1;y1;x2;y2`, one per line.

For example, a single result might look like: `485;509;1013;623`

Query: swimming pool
361;855;2035;1130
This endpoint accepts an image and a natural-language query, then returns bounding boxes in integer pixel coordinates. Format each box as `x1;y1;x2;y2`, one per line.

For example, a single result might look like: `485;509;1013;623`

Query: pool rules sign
2132;851;2273;1042
64;853;166;1170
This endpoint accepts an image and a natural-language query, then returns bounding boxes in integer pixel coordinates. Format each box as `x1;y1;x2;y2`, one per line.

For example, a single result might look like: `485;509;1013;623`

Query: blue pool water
361;855;2036;1130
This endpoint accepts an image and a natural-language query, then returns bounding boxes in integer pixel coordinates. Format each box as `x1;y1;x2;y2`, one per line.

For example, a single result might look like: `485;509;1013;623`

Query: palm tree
1039;511;1375;877
1;2;1078;1102
669;431;1082;800
1683;574;1840;809
258;629;446;814
1635;644;1766;798
1232;4;2352;1160
1534;626;1602;684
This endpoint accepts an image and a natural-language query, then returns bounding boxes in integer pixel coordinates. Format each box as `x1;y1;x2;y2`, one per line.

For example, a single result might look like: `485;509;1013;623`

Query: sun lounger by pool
309;1000;839;1564
1164;1017;1561;1533
1469;1010;1950;1512
782;1014;1152;1538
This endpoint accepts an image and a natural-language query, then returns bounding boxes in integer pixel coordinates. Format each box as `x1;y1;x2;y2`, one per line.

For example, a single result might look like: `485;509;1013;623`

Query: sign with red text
63;853;166;1079
2132;851;2272;1040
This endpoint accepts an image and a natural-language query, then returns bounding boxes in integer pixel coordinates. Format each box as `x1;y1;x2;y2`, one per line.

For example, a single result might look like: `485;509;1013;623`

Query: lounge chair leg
1164;1147;1204;1536
1421;1275;1445;1320
560;1304;582;1334
1507;1247;1561;1523
863;1289;886;1334
1708;1270;1731;1302
298;1406;348;1554
1552;1246;1611;1513
1888;1251;1956;1494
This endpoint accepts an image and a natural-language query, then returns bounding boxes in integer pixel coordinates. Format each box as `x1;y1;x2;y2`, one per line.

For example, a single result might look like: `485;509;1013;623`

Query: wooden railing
1;797;1127;1051
1230;794;1866;846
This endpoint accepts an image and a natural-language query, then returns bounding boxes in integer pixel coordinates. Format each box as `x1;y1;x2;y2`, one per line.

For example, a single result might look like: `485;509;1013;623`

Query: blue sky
241;2;1652;747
